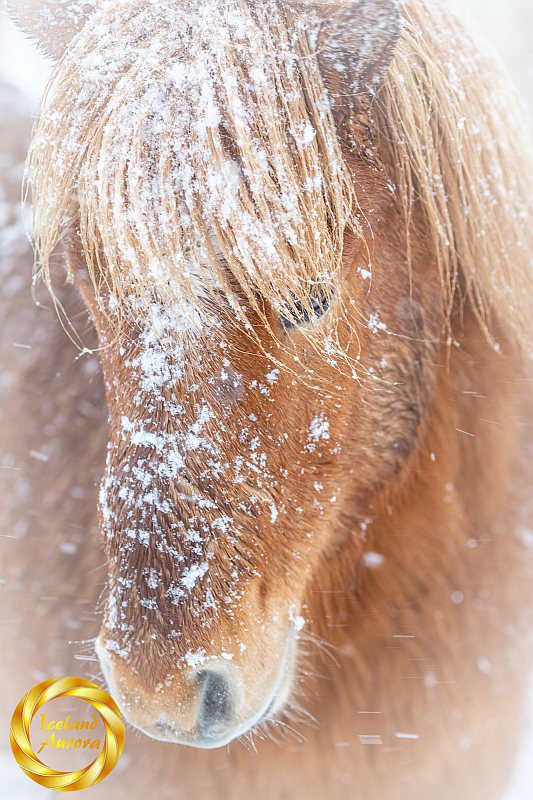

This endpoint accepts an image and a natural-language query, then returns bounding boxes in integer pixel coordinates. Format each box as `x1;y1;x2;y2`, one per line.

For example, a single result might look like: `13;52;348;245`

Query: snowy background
0;1;531;798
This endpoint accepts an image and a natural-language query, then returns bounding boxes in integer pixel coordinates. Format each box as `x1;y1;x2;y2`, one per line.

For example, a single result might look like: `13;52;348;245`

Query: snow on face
94;284;342;663
31;0;350;659
95;293;337;658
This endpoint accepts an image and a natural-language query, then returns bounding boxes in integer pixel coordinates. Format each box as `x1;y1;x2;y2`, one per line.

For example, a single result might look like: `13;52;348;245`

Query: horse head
11;0;532;750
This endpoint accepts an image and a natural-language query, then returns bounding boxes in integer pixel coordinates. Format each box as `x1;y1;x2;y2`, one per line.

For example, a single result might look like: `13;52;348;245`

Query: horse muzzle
95;630;297;748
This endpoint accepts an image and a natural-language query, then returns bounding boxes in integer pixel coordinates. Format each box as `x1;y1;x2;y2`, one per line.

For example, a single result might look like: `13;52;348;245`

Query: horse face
14;0;427;748
66;146;442;746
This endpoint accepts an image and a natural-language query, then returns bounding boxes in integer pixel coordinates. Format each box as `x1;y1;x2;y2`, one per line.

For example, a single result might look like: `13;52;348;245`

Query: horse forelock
29;0;357;347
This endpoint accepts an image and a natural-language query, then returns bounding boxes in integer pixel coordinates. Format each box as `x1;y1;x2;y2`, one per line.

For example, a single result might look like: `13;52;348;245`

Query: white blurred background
0;1;531;798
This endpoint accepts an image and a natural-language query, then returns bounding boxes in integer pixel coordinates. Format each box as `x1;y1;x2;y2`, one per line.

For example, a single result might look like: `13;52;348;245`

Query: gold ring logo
10;676;125;791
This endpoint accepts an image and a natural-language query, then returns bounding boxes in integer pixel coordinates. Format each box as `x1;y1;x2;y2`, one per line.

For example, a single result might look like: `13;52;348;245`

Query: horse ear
305;0;402;94
6;1;97;60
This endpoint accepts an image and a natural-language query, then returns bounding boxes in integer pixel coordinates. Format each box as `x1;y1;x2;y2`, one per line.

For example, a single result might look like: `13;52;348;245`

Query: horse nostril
196;669;234;736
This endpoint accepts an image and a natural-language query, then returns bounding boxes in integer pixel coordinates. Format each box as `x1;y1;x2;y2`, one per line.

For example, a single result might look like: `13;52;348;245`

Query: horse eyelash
280;289;334;331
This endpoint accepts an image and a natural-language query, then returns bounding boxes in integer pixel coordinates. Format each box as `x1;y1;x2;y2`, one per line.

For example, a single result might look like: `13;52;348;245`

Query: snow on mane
27;0;533;356
28;0;355;339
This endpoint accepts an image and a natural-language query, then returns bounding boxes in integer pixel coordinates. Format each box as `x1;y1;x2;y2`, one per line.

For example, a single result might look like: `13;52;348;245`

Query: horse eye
280;289;333;330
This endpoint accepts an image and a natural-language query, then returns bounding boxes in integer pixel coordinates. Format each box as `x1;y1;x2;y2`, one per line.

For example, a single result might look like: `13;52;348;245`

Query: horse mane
377;0;533;353
28;0;533;353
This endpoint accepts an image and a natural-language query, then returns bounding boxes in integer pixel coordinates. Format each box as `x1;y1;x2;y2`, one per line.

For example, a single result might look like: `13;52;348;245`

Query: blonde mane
378;0;533;352
28;0;533;352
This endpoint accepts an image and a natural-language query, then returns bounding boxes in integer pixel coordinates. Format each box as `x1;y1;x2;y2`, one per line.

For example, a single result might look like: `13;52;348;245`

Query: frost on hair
28;0;358;343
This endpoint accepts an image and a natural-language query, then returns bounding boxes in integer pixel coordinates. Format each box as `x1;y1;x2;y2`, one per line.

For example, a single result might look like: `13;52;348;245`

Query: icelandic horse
1;1;532;798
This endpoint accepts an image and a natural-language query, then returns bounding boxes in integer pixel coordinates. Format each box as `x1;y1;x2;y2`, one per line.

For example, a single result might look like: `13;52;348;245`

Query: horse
1;0;532;797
